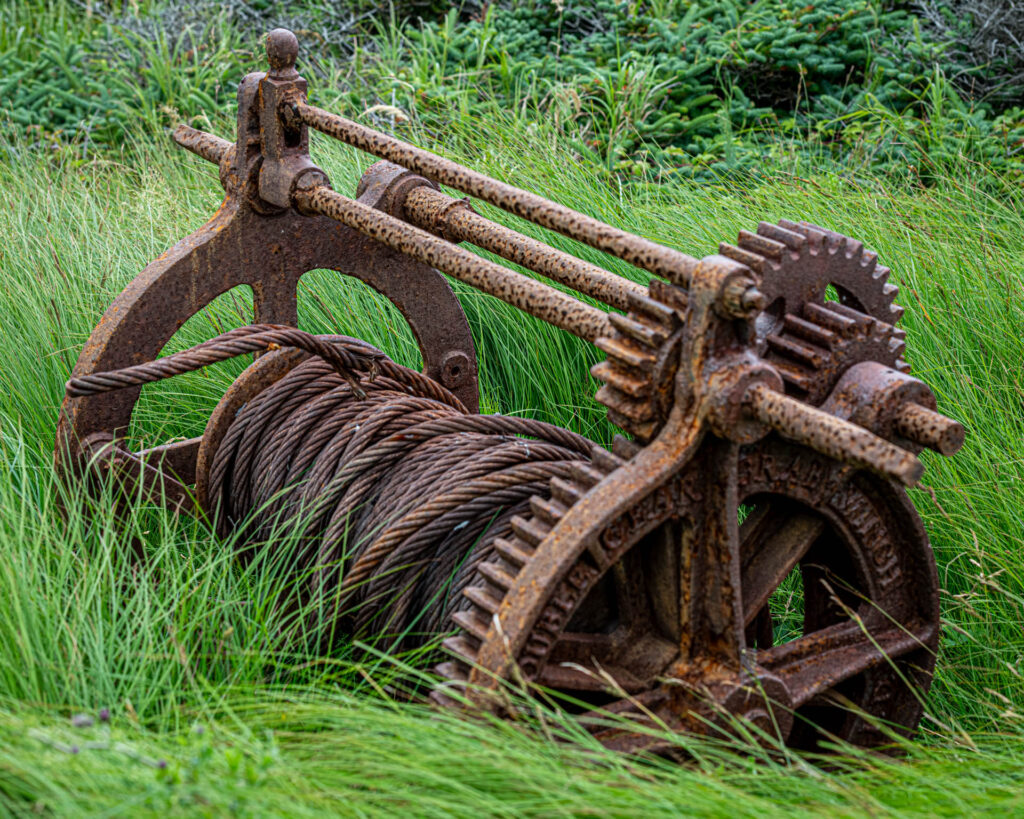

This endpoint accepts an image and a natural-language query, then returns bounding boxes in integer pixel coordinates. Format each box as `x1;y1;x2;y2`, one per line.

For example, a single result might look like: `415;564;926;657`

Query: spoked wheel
440;436;939;754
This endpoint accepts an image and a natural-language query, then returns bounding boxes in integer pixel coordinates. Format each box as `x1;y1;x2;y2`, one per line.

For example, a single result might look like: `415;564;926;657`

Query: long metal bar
296;103;700;288
894;403;965;456
402;186;647;312
173;125;231;164
294;184;612;343
746;384;924;486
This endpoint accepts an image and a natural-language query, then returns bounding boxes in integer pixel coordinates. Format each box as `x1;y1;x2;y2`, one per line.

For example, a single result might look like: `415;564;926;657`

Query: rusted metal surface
56;27;966;757
400;184;647;311
895;402;966;456
745;383;924;486
293;102;701;287
173;125;231;165
293;184;612;343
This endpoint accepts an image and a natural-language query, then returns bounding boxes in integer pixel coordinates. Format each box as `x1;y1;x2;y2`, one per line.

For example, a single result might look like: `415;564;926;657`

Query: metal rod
295;102;700;288
402;187;647;312
173;124;231;165
894;403;965;457
746;384;924;486
294;184;612;343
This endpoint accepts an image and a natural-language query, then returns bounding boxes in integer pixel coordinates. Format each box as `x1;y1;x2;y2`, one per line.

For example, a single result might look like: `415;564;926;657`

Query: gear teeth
611;435;641;460
570;462;607;489
738;229;786;260
719;242;767;274
464;585;502;615
550;476;584;506
626;289;680;327
897;359;912;374
435;660;467;683
441;437;620;699
767;297;909;405
594;386;656;423
757;221;806;250
608;312;668;347
804;302;859;337
491;532;532;565
451;610;490;642
607;412;656;441
737;218;909;406
590;446;624;474
647;279;689;315
431;660;468;707
822;301;874;330
844;239;864;260
594;337;656;371
767;334;825;368
783;313;837;347
475;561;516;593
510;515;551;547
529;496;567;526
443;634;480;664
595;281;684;442
773;361;814;393
590;361;647;398
799;225;828;250
493;536;533;568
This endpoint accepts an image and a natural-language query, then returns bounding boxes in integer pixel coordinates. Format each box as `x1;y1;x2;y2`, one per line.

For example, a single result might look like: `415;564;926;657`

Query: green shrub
390;0;1023;182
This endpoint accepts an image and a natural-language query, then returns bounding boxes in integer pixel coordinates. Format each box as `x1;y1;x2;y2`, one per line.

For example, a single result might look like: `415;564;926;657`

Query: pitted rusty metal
895;403;965;456
173;126;231;166
401;184;648;311
745;383;924;486
294;102;702;288
57;27;967;756
293;184;613;343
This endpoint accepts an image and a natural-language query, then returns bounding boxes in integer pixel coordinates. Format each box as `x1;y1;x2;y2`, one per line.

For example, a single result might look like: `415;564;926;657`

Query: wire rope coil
68;324;597;647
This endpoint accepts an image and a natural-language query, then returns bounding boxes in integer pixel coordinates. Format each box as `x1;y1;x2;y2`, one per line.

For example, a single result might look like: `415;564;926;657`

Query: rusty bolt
441;350;473;389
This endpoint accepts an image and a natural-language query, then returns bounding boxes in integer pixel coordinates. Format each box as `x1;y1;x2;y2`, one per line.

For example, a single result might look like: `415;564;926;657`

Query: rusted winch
56;30;964;754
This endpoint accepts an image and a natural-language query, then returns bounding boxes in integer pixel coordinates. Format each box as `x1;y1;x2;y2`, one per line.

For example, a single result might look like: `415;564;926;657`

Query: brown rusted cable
66;325;383;399
70;325;596;651
294;184;612;342
402;186;647;312
746;383;924;486
295;102;700;287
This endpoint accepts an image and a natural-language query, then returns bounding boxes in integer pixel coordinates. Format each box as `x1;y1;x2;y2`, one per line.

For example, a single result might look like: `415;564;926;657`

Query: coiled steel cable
67;325;596;646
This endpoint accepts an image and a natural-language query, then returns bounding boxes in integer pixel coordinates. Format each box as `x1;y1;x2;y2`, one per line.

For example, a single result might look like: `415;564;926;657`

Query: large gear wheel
436;436;939;754
720;221;908;405
721;220;903;331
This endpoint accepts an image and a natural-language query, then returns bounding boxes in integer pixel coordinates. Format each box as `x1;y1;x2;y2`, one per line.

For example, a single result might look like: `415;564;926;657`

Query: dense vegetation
0;0;1022;815
2;0;1022;183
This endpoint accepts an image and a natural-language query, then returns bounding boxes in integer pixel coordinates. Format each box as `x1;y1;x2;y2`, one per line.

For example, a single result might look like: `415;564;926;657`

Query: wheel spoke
541;630;677;693
679;440;744;669
740;504;824;627
757;617;936;708
579;686;683;754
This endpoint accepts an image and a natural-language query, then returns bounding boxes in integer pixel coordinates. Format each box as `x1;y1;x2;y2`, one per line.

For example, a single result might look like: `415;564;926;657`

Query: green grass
1;101;1023;814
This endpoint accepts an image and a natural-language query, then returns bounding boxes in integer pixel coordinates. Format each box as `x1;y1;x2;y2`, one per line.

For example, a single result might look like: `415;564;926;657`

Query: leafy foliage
1;0;1021;185
391;0;1024;181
